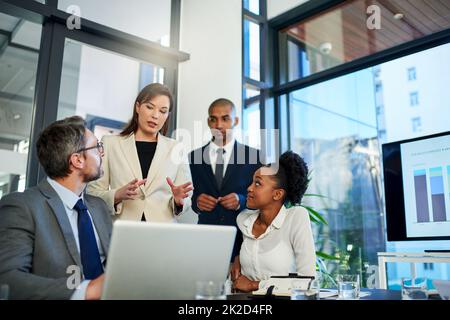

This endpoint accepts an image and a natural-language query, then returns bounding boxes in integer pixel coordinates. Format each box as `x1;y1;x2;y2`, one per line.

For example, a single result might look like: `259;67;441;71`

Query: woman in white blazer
87;83;193;222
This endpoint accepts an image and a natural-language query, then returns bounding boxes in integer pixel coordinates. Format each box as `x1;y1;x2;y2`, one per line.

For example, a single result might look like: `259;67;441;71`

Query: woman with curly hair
231;151;316;293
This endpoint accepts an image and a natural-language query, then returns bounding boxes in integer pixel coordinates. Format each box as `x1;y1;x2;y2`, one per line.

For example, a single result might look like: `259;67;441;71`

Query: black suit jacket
189;141;262;259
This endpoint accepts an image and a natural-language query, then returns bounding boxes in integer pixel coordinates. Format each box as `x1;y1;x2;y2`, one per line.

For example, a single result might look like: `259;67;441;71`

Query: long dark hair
121;83;174;136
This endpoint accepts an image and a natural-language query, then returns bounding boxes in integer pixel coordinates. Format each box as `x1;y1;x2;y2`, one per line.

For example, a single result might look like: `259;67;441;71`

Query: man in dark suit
0;116;112;300
189;98;262;268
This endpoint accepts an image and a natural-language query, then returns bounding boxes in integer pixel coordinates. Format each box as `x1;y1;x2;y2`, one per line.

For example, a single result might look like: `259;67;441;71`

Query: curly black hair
272;151;309;205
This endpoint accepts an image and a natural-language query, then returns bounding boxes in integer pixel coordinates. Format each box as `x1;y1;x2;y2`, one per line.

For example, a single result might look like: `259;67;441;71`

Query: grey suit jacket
0;180;112;300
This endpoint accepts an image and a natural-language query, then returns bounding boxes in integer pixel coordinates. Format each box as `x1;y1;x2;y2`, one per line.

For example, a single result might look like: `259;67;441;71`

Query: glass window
244;84;260;100
242;103;260;149
0;13;42;195
58;39;166;141
379;45;449;290
408;67;416;81
289;69;382;287
244;0;260;15
281;0;450;83
411;117;422;132
423;263;434;271
409;92;419;106
243;19;260;81
288;41;450;287
58;0;171;45
287;38;310;81
376;43;450;143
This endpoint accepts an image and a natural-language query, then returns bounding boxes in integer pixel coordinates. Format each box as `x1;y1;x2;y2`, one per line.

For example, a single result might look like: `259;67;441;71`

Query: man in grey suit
0;116;112;299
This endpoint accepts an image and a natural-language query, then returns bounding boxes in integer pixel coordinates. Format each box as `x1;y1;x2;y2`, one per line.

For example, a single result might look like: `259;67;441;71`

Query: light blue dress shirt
47;178;105;300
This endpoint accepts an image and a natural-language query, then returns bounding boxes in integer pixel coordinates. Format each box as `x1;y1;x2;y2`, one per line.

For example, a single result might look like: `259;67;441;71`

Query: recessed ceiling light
319;42;332;55
394;13;404;20
13;114;21;120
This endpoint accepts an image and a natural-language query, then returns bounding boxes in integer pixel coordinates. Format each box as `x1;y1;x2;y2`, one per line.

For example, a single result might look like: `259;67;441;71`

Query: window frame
255;0;450;152
0;0;187;187
242;0;277;156
243;0;450;286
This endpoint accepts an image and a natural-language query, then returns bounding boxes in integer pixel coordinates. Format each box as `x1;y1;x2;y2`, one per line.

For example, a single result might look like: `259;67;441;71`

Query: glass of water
401;277;428;300
195;281;226;300
0;284;9;300
337;274;360;300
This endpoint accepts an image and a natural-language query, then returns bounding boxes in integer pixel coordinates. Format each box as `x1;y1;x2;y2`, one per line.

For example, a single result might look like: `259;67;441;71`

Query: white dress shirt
209;137;235;176
47;178;105;300
208;137;240;208
236;205;316;289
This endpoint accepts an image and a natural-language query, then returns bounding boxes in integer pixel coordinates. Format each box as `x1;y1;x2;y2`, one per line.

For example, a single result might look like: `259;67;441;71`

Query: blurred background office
0;0;449;291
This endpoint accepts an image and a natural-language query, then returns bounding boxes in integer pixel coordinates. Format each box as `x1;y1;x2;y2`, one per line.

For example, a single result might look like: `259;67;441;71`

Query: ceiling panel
283;0;450;68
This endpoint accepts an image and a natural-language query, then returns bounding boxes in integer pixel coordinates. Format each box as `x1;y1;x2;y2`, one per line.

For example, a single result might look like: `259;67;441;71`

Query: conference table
226;288;443;300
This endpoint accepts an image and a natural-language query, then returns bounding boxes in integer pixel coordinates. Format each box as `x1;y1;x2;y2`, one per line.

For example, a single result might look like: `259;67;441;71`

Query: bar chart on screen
413;167;449;224
429;167;447;222
401;134;450;238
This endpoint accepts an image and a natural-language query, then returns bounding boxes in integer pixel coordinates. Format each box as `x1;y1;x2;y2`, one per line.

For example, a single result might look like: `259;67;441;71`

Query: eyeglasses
76;141;104;154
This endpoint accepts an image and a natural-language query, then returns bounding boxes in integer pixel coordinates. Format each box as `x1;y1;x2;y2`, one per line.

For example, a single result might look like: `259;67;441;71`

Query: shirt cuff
172;198;183;216
70;280;91;300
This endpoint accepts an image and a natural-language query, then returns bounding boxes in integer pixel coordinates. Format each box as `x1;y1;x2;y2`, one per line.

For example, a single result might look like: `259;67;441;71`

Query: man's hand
197;194;219;212
233;275;259;293
85;274;105;300
219;193;240;210
114;178;146;205
167;178;193;207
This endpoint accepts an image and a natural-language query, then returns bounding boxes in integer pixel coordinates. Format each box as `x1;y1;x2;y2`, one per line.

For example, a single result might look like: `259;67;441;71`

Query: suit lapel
85;197;110;255
38;181;82;268
119;134;144;192
221;141;239;189
144;134;170;191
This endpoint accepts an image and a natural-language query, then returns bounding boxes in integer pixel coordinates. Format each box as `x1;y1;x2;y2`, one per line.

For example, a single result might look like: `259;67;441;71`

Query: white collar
47;177;84;211
209;137;236;155
242;205;288;238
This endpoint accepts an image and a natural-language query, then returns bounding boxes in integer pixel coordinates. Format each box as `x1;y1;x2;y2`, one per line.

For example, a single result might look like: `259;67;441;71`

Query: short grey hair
36;116;87;179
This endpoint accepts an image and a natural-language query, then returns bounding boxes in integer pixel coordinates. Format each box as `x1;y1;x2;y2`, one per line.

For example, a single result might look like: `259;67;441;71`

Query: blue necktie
74;199;103;280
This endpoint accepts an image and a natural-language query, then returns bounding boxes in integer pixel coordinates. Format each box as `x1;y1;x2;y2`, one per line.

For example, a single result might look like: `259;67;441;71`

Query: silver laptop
102;221;236;300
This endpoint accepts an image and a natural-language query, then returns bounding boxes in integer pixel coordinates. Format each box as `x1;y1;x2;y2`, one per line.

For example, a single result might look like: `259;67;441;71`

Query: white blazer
86;133;192;222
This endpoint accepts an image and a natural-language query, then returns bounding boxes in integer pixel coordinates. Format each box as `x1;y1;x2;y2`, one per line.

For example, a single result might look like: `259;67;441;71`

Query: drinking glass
337;274;360;300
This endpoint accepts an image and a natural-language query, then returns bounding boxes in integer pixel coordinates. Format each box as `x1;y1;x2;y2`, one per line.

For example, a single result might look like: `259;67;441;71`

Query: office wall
176;0;242;223
267;0;309;20
177;0;242;149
